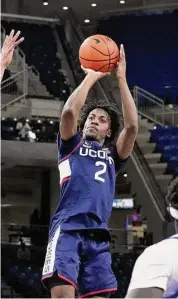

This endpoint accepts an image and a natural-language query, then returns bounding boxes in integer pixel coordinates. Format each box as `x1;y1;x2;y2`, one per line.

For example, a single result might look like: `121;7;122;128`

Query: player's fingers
14;37;24;47
101;72;111;77
5;47;13;56
9;29;15;38
81;65;88;74
12;31;21;42
81;65;86;71
122;44;125;57
120;44;125;59
7;43;17;53
2;35;9;48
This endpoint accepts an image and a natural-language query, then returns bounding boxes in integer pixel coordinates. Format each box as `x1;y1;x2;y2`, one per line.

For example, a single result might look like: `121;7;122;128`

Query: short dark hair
79;99;121;147
166;177;178;208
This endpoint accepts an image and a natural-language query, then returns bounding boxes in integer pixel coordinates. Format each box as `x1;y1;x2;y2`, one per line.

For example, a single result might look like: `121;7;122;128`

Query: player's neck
84;136;104;147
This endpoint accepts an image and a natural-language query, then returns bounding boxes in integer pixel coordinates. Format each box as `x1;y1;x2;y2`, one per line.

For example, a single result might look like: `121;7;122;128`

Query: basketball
79;34;119;73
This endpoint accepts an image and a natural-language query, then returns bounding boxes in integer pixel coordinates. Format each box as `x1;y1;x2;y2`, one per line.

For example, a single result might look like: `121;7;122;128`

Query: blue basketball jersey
49;132;127;236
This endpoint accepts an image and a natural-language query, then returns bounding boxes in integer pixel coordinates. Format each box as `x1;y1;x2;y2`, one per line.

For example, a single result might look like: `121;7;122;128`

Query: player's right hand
0;30;24;68
81;65;111;80
116;44;126;80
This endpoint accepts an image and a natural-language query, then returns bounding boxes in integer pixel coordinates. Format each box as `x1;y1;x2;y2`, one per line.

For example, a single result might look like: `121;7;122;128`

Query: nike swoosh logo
92;38;100;44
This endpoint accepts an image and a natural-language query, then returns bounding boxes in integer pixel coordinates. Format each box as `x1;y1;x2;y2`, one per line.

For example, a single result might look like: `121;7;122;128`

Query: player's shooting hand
116;44;126;80
0;30;24;68
81;65;111;81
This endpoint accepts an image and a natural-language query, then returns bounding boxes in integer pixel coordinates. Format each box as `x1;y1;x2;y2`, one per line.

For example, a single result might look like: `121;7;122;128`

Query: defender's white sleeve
128;236;178;292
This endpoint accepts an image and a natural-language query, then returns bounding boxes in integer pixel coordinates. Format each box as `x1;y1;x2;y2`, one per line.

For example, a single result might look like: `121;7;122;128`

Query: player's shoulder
138;234;178;264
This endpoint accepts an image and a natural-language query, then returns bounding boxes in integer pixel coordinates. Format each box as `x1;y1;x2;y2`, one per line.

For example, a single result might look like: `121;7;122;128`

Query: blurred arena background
1;0;178;297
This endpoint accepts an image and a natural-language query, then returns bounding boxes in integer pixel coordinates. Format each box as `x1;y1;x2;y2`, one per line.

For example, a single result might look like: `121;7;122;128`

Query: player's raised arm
60;67;110;140
0;30;24;83
115;44;138;159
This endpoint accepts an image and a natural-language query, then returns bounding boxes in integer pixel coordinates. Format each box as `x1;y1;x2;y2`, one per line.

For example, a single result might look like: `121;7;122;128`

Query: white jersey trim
42;225;61;276
58;159;71;184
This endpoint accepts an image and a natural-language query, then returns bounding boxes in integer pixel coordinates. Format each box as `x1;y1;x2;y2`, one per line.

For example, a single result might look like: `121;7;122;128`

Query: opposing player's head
79;100;120;147
166;177;178;233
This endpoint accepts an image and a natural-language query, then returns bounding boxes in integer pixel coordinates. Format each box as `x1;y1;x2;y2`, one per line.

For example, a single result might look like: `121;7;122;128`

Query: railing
133;141;167;220
1;26;26;73
1;13;60;24
1;26;28;110
1;70;28;110
15;47;26;72
2;25;51;100
1;222;149;252
1;102;63;118
28;66;44;96
134;86;175;125
6;46;26;74
27;66;52;98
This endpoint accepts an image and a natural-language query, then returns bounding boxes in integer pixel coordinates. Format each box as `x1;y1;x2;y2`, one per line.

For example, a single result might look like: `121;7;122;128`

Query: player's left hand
81;65;111;80
116;44;126;80
0;30;24;68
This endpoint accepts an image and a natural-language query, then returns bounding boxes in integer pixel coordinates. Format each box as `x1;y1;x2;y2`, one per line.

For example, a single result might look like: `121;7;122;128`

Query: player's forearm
0;64;6;83
118;77;138;130
63;74;97;116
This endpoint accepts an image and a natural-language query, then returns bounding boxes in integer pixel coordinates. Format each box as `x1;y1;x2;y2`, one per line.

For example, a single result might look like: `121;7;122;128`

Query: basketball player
126;177;178;298
42;44;138;298
0;30;24;82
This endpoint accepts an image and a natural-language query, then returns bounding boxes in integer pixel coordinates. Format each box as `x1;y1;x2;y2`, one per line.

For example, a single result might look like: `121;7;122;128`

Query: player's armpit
60;109;78;140
116;126;137;160
126;287;164;298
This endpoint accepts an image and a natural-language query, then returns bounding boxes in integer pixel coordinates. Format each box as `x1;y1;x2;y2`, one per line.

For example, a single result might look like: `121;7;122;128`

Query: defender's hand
0;30;24;68
81;65;110;81
116;44;126;80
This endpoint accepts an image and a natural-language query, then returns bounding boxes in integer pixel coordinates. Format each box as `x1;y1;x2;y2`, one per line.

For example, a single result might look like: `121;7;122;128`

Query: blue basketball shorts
42;226;117;297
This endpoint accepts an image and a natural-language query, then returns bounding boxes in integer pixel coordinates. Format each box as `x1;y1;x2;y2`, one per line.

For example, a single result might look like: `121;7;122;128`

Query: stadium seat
150;126;178;176
2;21;70;100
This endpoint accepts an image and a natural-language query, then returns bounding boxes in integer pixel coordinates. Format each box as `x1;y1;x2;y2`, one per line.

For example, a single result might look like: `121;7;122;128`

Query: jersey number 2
95;161;107;183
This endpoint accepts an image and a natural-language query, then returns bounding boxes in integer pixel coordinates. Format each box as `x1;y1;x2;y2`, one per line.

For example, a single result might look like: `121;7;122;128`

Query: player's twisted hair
79;99;121;147
166;177;178;208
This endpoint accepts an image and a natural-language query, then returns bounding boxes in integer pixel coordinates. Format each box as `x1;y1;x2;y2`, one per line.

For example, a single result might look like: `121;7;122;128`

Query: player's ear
106;129;112;138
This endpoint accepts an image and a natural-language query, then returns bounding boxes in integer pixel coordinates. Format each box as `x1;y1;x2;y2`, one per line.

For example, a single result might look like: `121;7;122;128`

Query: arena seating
2;260;46;298
1;250;140;298
1;117;58;142
150;126;178;176
2;117;177;177
2;21;70;100
97;10;178;103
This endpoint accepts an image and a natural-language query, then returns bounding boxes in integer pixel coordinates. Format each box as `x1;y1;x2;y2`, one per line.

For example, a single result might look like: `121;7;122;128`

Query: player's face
83;108;111;144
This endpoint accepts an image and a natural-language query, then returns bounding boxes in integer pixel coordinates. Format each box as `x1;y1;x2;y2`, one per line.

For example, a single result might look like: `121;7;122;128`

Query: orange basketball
79;34;119;73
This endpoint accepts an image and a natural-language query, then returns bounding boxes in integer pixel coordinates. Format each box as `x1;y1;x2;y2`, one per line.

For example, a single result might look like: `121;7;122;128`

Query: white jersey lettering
79;146;114;165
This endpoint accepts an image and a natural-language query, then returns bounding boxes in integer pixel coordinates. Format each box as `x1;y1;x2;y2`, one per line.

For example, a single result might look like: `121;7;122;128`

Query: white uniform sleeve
128;238;178;291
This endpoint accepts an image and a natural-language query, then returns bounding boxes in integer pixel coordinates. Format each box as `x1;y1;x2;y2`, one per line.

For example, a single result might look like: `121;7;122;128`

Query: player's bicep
126;287;164;298
116;127;137;160
60;109;78;140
